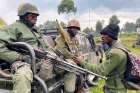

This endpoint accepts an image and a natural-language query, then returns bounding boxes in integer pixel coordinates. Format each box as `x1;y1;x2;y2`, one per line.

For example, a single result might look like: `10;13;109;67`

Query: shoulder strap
116;47;133;80
108;47;129;79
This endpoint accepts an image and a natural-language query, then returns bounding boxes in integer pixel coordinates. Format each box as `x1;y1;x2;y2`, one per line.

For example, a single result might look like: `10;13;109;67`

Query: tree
109;15;120;25
57;0;77;15
43;20;57;29
135;18;140;45
95;20;103;35
39;20;67;30
39;20;67;35
83;27;94;34
136;18;140;27
123;22;136;32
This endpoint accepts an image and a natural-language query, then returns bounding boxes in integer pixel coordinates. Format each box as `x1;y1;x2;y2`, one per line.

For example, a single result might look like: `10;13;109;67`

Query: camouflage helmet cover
18;3;39;16
68;19;80;29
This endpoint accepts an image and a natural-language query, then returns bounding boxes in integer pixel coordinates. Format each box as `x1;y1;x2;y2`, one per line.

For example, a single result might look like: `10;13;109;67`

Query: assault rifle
8;42;106;80
35;50;106;79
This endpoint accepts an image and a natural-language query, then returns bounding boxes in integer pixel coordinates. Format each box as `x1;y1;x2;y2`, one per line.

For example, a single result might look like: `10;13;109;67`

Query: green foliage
38;20;67;34
123;22;136;32
95;20;103;35
109;15;120;25
39;20;66;29
83;27;90;34
44;20;57;29
136;17;140;26
82;27;94;34
90;80;105;93
57;0;77;14
120;32;140;56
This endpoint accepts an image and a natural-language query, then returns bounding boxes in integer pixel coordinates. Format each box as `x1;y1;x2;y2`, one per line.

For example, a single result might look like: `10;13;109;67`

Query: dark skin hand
72;54;84;65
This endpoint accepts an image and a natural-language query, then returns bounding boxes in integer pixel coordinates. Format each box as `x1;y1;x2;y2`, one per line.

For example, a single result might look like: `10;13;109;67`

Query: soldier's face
101;34;113;44
26;13;38;25
67;27;79;37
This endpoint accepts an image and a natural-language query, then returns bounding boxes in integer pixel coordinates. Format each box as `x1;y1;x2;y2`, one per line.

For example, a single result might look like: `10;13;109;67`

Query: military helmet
68;19;80;29
18;3;39;16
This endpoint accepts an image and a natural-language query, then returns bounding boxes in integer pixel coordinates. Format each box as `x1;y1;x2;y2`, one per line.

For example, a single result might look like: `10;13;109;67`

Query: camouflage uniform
0;20;52;93
55;19;97;93
80;41;127;93
55;35;78;93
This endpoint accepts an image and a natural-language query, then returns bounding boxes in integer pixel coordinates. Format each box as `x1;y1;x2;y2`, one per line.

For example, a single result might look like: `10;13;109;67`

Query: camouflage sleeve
80;50;122;76
55;36;74;59
0;28;20;63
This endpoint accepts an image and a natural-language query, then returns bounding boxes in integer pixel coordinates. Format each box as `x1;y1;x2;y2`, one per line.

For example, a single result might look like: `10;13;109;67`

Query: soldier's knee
64;88;75;93
65;92;74;93
37;62;54;81
12;65;33;82
65;72;76;79
64;73;76;93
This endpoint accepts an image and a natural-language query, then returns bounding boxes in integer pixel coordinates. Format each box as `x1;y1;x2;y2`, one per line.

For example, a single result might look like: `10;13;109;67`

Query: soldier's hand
72;54;84;65
43;59;51;64
34;48;44;52
17;54;31;63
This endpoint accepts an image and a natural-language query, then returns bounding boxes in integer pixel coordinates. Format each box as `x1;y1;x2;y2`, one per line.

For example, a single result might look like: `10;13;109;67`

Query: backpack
120;48;140;90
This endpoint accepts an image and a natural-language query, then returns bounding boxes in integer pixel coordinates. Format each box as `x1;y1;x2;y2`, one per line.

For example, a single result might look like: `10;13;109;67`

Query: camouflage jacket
55;35;79;59
0;20;48;63
81;41;127;90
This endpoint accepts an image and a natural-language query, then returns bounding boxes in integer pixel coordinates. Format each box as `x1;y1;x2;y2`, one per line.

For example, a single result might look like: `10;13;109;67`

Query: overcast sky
0;0;140;29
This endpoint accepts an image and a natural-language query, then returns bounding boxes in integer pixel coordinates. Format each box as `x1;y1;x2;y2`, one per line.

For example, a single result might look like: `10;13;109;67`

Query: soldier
55;19;80;58
0;3;53;93
55;19;81;93
73;24;128;93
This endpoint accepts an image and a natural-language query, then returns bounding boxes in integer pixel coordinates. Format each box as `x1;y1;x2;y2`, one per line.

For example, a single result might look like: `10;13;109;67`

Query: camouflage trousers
54;59;77;93
11;60;76;93
11;61;52;93
38;60;76;93
12;63;33;93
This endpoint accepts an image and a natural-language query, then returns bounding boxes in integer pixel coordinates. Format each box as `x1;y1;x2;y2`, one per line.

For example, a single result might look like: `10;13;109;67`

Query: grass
119;33;140;56
91;32;140;93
